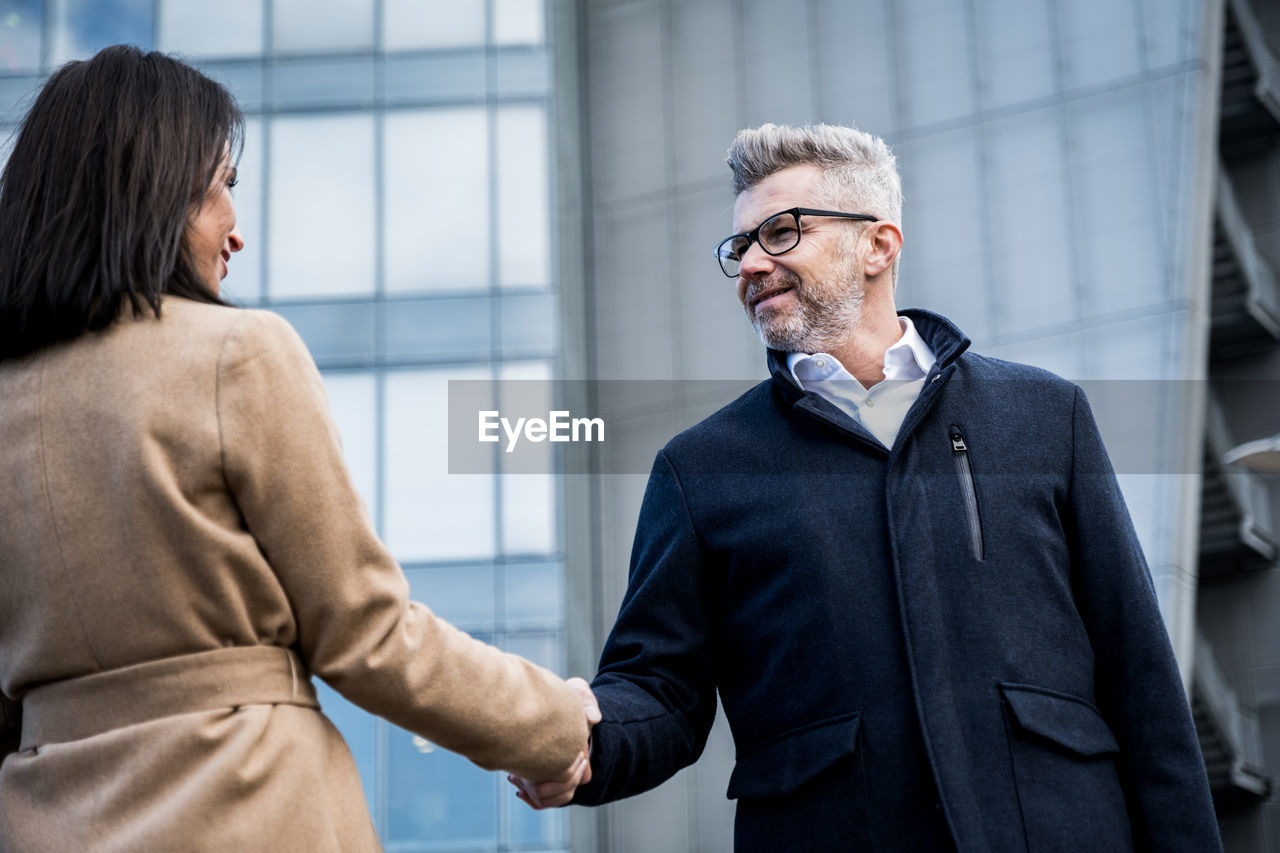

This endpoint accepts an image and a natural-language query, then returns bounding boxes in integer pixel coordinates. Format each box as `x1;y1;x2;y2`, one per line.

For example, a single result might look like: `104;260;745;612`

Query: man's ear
864;221;903;278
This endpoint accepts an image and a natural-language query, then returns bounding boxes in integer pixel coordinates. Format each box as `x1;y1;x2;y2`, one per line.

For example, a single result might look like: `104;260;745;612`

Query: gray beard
747;270;864;354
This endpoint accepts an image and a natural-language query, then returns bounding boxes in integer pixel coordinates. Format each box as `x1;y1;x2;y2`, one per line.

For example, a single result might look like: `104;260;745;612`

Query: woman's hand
508;677;600;809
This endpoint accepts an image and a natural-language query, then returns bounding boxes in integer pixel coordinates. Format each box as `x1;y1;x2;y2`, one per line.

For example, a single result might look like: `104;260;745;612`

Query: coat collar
767;308;971;401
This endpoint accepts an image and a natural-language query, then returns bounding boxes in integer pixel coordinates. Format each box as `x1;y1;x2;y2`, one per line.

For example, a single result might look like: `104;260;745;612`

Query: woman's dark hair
0;44;244;359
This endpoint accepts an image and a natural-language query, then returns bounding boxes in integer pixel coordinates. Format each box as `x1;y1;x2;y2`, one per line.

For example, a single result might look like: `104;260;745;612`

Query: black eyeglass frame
715;207;880;278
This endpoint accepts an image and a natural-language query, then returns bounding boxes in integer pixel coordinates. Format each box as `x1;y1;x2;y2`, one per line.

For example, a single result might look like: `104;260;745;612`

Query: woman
0;46;593;851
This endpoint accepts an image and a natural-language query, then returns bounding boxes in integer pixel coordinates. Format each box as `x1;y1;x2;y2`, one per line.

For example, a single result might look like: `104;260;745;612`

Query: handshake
508;677;601;810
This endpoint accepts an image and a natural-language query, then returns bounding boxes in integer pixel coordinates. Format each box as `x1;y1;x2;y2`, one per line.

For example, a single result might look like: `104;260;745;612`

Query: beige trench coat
0;298;587;851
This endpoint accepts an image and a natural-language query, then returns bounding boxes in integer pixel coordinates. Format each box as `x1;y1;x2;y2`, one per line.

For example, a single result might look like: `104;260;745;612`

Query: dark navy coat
575;310;1220;852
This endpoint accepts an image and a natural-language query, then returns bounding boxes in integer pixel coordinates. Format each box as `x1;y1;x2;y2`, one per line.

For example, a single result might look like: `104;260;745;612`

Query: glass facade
0;2;569;850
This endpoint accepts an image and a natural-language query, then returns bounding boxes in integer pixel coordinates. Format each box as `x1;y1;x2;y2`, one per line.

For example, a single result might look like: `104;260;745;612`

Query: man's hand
566;676;602;729
509;677;601;809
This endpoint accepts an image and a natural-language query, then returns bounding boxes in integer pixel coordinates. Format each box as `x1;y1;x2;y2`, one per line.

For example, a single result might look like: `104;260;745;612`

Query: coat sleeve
215;310;587;782
1065;386;1222;852
574;450;719;805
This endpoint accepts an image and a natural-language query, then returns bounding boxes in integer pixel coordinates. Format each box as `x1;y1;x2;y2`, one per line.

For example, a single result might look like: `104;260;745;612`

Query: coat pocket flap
726;711;860;800
1001;683;1118;757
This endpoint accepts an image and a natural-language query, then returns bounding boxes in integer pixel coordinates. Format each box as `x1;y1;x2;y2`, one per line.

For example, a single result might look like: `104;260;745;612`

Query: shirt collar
786;316;938;385
884;315;936;380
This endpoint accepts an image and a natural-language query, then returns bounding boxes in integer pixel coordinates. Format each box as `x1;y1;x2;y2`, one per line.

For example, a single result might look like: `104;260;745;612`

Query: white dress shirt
786;316;938;449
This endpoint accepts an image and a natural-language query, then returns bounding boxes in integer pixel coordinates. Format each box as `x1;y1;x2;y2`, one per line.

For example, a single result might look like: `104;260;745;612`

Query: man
512;124;1221;851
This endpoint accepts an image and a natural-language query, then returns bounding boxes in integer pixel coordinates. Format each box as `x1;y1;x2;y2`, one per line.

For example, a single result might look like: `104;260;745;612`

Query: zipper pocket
949;427;984;560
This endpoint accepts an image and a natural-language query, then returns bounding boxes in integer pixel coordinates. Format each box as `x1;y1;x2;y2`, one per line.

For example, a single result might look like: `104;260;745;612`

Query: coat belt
19;645;319;751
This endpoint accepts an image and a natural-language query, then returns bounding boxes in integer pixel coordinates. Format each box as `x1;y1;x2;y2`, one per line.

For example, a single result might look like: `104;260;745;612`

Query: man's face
731;164;866;354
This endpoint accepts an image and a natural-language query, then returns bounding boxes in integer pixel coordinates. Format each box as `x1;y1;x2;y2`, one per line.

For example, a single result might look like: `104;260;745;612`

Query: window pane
973;0;1056;109
494;0;544;46
50;0;152;64
1071;90;1165;313
494;47;551;97
0;0;41;71
895;129;991;340
502;562;563;629
382;52;486;104
498;626;567;853
0;125;16;173
272;0;372;53
500;292;557;356
383;0;484;50
404;564;496;630
1059;0;1142;89
314;680;377;809
986;331;1085;380
740;0;813;127
508;789;566;848
497;105;550;288
268;114;376;299
899;0;974;127
221;117;263;304
589;4;665;205
500;468;557;556
592;205;674;377
498;631;558;674
1084;313;1177;381
196;62;265;112
381;296;492;362
383;367;496;562
1146;77;1186;257
1115;474;1168;569
384;108;490;293
986;111;1075;334
0;77;39;122
158;0;263;57
274;302;377;365
816;0;896;135
1139;0;1197;69
499;361;556;555
385;724;498;848
502;630;568;849
381;631;499;849
270;56;375;109
321;371;378;525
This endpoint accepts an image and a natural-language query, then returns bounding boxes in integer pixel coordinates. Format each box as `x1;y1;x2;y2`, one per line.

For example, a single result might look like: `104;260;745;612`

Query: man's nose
736;239;775;279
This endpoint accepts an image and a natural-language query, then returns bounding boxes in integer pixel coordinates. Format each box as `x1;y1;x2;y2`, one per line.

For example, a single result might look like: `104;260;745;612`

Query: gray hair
726;123;902;226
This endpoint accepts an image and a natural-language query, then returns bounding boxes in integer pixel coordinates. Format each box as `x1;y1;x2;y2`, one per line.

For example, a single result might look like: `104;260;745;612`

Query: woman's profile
0;45;594;851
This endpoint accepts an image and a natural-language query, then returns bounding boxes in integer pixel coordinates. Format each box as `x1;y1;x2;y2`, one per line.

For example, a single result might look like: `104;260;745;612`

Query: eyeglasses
715;207;879;278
